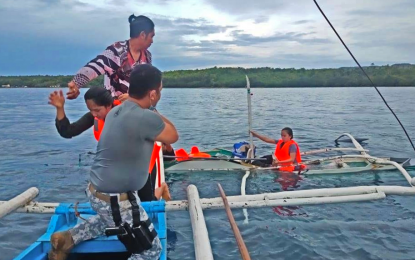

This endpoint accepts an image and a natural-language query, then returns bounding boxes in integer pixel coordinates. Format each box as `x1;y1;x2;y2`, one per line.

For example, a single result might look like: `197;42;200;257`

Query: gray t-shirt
90;100;165;193
289;144;298;164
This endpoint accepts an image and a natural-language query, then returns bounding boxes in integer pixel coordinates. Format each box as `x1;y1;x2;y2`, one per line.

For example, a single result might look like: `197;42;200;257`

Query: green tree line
1;64;415;88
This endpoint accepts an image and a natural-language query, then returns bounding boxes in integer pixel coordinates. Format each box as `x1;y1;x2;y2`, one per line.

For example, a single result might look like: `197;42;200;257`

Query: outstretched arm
67;45;120;99
49;90;94;138
250;130;278;144
48;90;66;120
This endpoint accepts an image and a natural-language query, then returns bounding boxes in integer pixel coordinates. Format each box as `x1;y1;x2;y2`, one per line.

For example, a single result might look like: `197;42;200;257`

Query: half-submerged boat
164;133;415;175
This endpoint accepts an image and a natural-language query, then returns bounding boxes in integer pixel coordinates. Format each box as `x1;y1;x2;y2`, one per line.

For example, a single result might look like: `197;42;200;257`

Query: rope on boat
74;202;87;221
313;0;415;154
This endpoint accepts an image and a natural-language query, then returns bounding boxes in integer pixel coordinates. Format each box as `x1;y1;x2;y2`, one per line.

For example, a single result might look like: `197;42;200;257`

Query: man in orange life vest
250;127;305;172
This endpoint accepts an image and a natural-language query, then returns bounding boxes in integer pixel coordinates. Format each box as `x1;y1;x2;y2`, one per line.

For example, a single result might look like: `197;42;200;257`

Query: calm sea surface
1;87;415;260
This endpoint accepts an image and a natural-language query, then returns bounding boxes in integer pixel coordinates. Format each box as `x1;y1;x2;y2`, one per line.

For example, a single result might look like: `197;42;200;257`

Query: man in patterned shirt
67;14;155;101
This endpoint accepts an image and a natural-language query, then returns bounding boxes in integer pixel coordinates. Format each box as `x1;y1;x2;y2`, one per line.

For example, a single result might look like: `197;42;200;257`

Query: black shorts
137;166;158;202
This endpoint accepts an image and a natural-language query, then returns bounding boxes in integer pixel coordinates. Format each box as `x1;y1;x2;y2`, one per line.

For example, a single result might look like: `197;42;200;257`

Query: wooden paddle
217;183;251;260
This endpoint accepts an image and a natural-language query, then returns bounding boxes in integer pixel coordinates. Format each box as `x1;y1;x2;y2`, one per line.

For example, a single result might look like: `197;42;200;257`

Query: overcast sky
1;0;414;75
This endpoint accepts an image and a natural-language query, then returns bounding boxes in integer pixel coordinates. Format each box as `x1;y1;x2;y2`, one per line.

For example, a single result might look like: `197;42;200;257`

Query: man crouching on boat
48;64;179;260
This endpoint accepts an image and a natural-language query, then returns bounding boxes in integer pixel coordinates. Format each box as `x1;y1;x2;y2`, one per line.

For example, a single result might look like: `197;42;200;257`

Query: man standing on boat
61;14;173;202
66;14;155;101
48;64;179;260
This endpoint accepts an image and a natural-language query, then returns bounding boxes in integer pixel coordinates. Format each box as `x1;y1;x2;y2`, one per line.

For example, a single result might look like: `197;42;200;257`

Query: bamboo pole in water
2;185;414;214
246;75;254;156
0;187;39;219
300;147;369;156
187;185;214;260
241;170;250;224
218;183;251;260
0;191;386;213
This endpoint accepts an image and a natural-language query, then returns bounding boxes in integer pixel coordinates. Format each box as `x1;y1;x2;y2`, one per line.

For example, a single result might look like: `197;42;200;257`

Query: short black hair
128;64;162;99
84;86;113;107
129;14;154;38
282;127;294;139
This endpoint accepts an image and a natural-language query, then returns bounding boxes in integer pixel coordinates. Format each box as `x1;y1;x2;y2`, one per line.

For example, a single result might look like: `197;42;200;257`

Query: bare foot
154;182;171;201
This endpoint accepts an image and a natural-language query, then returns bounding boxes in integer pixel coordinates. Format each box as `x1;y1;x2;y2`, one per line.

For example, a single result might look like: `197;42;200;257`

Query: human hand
118;93;129;102
250;130;257;137
163;143;173;152
48;90;65;108
67;81;80;99
272;159;279;166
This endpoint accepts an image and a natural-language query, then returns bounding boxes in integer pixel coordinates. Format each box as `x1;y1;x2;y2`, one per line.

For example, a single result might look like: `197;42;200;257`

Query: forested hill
1;64;414;88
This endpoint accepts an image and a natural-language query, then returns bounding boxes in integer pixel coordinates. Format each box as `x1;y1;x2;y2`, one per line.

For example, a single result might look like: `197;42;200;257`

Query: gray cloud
153;17;234;36
293;20;313;25
1;0;414;75
224;31;331;46
202;0;294;15
254;16;269;24
155;50;359;72
347;2;415;17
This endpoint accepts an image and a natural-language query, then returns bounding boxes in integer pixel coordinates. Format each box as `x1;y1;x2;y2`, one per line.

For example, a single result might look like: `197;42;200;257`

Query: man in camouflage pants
48;64;179;260
49;186;162;260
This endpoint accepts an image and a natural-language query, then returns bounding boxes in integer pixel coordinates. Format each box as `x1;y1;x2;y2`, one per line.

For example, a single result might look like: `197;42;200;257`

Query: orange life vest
148;142;161;174
189;146;211;158
175;146;211;161
93;100;121;141
274;139;304;172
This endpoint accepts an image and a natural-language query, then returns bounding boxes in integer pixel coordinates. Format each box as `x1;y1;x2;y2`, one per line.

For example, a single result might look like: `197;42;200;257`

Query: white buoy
0;187;39;219
187;185;214;260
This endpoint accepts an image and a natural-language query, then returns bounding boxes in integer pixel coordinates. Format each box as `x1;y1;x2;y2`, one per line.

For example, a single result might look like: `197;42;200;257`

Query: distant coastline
1;64;415;88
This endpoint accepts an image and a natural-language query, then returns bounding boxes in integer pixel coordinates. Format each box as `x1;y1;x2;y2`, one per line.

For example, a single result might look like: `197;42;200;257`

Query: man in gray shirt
89;99;165;193
49;64;178;260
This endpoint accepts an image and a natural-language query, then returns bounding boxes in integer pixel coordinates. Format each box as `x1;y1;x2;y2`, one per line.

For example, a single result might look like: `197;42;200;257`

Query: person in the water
250;127;305;172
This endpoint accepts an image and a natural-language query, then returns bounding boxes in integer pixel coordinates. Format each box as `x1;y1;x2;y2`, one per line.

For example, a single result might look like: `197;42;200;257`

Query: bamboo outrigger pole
246;75;254;159
0;187;39;219
244;75;253;223
218;183;251;260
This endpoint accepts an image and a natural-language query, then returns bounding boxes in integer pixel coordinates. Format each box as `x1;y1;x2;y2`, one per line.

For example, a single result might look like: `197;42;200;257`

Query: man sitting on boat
250;127;305;172
48;64;179;260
